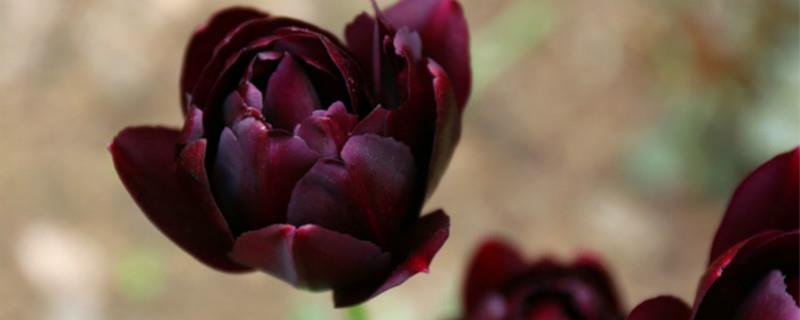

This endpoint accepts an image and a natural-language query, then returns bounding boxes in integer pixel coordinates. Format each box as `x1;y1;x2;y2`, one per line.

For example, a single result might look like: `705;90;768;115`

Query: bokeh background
1;0;797;319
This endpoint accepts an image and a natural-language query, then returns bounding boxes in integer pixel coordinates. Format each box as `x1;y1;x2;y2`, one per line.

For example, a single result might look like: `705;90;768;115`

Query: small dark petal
229;224;299;284
213;119;319;231
110;127;248;272
294;102;357;157
352;105;391;135
222;91;246;126
734;270;800;320
385;0;471;108
263;53;320;130
462;238;527;313
180;7;267;113
288;134;417;245
626;296;691;320
243;51;283;84
423;59;462;199
345;12;404;112
287;159;370;240
239;81;264;110
333;210;449;307
344;13;376;82
341;134;417;244
180;106;205;144
709;147;800;263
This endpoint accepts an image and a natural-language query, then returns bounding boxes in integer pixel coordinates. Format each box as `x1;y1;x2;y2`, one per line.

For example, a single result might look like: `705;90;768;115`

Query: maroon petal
222;82;264;126
352;105;391;135
734;270;800;320
180;106;205;144
385;0;471;107
344;13;376;84
626;296;691;320
287;134;417;245
423;59;462;199
694;230;799;319
709;147;799;263
180;7;268;112
462;238;527;313
110;127;248;272
294;101;357;158
263;53;320;130
230;223;391;291
286;159;369;240
213;119;319;231
340;134;417;242
229;224;298;284
572;254;624;316
333;210;450;307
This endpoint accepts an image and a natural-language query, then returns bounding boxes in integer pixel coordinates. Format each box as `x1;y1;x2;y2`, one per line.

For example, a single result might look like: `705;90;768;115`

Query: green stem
346;305;368;320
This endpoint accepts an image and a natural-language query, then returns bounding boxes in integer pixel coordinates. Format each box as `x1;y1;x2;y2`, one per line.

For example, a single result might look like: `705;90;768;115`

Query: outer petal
694;231;799;319
287;134;417;246
333;210;450;307
180;7;267;112
462;238;527;313
734;270;800;320
230;224;391;291
340;134;418;243
213;119;319;232
110;127;248;272
385;0;471;107
423;59;462;199
626;296;691;320
709;147;800;262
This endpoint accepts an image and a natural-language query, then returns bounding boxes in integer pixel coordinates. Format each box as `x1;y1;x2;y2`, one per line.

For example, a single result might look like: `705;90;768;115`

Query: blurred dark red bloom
110;0;469;307
460;239;624;320
628;147;800;320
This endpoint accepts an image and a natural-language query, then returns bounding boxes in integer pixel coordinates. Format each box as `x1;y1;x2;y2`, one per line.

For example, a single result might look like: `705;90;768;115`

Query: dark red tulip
110;0;470;307
461;239;624;320
627;147;800;320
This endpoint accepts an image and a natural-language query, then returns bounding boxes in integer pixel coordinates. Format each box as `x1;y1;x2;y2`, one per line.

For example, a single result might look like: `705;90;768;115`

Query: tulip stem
346;305;368;320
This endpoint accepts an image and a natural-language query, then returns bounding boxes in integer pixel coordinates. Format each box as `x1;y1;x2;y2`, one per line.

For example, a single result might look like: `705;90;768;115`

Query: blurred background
0;0;797;319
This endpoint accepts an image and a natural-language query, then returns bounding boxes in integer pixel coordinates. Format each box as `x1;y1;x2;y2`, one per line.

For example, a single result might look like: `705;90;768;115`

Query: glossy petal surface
110;127;247;271
230;224;391;290
332;210;449;307
710;147;800;262
263;54;320;130
213;119;319;231
288;134;417;245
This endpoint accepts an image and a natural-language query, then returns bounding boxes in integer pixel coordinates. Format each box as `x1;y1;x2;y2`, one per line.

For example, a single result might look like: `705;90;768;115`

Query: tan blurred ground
0;0;796;319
